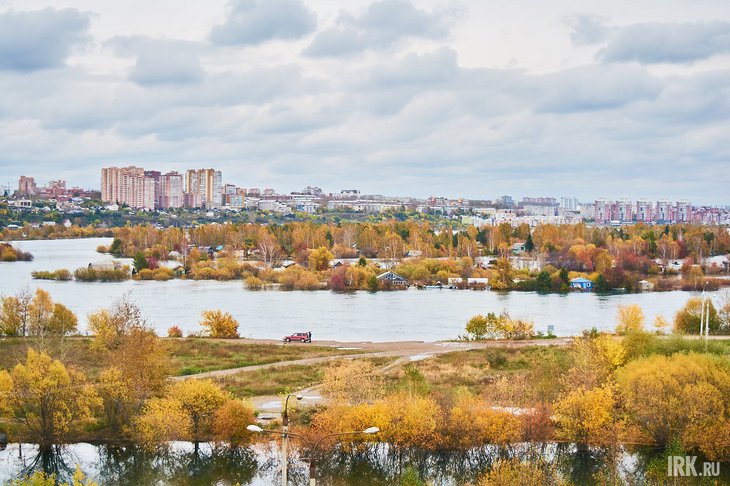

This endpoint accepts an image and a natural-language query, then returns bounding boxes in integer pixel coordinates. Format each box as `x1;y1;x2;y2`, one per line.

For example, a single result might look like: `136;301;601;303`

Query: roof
377;271;407;281
570;277;592;283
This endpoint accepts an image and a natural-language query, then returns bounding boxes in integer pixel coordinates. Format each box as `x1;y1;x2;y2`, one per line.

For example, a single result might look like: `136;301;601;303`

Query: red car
283;331;312;343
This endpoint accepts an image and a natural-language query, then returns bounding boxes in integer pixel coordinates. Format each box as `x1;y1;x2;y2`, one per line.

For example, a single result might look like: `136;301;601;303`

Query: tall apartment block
18;176;37;195
185;169;222;209
159;172;183;209
101;166;149;208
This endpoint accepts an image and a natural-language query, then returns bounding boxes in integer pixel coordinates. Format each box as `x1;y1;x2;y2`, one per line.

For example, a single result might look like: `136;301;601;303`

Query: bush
244;276;264;290
167;326;183;338
74;266;130;282
0;243;33;262
200;310;239;338
31;269;72;281
137;267;175;281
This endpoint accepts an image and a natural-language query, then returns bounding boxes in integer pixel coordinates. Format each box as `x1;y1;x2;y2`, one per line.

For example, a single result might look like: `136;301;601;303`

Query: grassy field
0;337;369;377
215;357;397;397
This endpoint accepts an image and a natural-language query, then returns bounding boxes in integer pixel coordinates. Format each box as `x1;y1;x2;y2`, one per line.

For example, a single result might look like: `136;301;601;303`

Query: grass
405;346;569;394
0;336;370;378
169;338;368;376
214;357;397;398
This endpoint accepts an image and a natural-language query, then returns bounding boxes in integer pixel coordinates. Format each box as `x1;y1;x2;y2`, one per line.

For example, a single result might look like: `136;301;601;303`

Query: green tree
133;252;148;272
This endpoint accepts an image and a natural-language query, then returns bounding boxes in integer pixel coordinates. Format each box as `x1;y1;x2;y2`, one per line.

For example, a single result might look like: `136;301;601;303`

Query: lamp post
247;425;379;486
280;394;302;486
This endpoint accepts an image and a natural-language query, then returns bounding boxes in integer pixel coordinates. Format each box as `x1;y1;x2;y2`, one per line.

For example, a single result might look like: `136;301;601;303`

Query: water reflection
0;442;728;485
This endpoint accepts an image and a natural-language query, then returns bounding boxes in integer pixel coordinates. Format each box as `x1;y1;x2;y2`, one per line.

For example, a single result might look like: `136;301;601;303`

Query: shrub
200;310;239;338
74;266;130;282
31;269;72;281
167;326;183;338
0;243;33;262
244;276;264;290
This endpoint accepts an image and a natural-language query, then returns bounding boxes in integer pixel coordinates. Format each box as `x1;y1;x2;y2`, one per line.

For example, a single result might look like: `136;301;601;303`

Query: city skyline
0;1;729;203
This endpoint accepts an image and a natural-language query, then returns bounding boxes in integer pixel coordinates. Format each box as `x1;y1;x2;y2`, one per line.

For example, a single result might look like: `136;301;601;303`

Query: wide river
0;238;720;341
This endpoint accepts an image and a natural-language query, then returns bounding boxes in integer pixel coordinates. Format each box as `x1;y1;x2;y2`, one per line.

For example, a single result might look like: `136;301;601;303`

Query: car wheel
284;338;291;342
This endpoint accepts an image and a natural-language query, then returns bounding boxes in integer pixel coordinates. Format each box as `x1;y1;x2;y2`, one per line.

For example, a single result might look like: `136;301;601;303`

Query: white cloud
209;0;317;45
0;7;91;71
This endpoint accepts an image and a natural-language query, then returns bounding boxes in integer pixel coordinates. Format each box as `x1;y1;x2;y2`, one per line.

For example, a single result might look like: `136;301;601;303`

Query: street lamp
247;425;379;486
280;394;302;486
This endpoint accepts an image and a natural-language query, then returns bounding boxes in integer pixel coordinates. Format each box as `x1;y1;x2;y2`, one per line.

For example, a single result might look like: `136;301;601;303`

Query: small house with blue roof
570;277;593;291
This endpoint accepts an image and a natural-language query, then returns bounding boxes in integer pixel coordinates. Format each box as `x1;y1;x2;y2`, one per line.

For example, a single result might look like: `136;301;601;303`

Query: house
569;277;593;291
511;242;526;254
376;271;408;287
638;280;654;292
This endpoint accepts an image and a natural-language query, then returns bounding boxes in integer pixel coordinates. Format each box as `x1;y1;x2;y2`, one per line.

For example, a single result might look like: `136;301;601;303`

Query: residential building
159;171;183;209
560;197;579;211
676;200;692;223
594;199;613;224
185;169;222;209
18;176;36;195
616;199;633;222
144;170;161;208
636;199;653;222
101;166;146;208
656;200;674;222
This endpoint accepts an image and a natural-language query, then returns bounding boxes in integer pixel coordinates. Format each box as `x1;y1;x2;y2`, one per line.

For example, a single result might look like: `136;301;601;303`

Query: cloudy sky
0;0;729;203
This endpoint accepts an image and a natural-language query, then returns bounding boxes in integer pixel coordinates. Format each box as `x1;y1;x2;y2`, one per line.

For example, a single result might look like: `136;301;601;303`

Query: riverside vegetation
0;289;729;484
10;220;730;293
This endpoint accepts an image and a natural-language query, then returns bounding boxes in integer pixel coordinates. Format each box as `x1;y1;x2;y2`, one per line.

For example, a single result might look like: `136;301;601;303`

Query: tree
674;297;721;334
308;246;334;271
167;379;231;442
133;252;148;272
212;400;255;447
110;328;171;405
48;303;78;335
615;304;645;335
321;360;384;405
96;366;133;434
617;353;730;449
87;295;147;350
0;295;24;336
653;314;670;334
5;349;100;446
464;314;496;340
525;234;535;253
554;385;615;446
134;397;191;450
493;258;513;290
199;310;239;338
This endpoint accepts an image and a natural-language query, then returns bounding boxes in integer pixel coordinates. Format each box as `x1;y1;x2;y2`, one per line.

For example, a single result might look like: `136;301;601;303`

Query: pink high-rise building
101;166;147;208
594;199;613;224
636;200;653;222
160;172;183;209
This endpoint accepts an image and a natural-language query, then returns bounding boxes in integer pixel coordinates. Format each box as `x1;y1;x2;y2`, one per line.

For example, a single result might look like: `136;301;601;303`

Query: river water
0;238;720;341
3;441;717;485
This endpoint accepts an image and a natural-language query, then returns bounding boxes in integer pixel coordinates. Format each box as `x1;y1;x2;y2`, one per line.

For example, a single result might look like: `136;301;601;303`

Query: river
0;238;721;341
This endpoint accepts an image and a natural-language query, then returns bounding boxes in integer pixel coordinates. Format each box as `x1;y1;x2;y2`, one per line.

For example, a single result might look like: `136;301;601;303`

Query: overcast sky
0;0;729;203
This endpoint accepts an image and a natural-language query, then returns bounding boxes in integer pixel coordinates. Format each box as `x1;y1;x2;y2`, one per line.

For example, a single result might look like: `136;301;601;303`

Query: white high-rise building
185;169;222;208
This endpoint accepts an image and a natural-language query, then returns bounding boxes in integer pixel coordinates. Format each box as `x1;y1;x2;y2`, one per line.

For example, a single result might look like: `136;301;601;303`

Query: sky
0;0;729;203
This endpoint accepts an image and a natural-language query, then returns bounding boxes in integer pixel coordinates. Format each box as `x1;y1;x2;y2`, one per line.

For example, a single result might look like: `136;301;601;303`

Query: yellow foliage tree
167;379;231;442
199;310;239;338
308;246;334;271
615;304;645;335
212;399;256;447
134;397;192;450
653;314;670;334
616;353;730;450
321;360;384;405
6;349;100;446
554;385;615;446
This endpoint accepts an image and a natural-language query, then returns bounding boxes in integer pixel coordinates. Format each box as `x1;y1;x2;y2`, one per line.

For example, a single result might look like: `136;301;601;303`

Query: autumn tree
4;349;100;446
212;400;256;447
554;385;616;447
673;297;721;334
478;458;566;486
321;360;384;405
616;353;730;450
167;379;231;442
87;294;147;350
199;310;239;338
134;397;191;450
615;304;645;335
308;246;334;271
0;288;32;336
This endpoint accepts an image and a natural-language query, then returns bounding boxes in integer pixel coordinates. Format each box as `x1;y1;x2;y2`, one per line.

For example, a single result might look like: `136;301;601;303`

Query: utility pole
281;394;302;486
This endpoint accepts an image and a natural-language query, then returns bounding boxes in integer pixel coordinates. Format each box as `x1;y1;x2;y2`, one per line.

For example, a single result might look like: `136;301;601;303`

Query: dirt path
174;337;572;382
